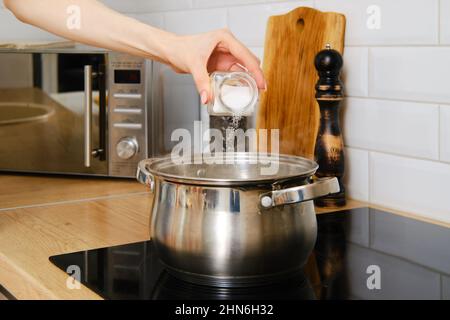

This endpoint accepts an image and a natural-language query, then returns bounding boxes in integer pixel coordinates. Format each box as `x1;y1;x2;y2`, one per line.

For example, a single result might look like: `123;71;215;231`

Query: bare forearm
4;0;265;98
4;0;175;63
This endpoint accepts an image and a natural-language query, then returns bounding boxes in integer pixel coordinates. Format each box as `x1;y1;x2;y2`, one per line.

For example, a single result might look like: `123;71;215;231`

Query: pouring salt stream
207;71;258;152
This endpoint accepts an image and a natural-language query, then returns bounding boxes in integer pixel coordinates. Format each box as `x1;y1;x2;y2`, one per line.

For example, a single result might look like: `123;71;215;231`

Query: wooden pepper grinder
314;44;346;207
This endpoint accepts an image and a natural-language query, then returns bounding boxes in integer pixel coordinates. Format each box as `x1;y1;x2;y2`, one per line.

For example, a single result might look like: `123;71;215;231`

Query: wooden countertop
0;174;152;299
0;173;446;299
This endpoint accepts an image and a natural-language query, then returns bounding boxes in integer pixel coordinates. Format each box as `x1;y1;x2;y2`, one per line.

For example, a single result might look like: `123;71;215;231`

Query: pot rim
141;152;318;187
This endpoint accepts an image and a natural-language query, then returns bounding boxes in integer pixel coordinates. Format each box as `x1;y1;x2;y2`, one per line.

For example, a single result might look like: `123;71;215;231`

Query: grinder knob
314;43;344;100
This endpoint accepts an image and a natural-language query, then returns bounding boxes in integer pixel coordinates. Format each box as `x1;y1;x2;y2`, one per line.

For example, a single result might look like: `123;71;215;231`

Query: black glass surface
114;69;141;84
50;207;450;300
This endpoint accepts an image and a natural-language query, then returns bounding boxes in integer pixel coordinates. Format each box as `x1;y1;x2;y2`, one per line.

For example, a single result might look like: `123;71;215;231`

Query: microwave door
0;53;107;175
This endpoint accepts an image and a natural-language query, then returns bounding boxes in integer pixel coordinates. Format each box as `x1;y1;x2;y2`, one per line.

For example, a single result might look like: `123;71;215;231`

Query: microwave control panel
108;53;150;177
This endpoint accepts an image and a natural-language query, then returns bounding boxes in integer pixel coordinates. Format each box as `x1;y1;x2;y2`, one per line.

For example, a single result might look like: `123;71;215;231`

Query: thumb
191;66;211;104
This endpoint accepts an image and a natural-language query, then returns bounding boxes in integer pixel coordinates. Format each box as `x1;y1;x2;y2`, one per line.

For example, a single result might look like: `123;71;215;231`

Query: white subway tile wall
248;47;265;62
164;8;227;35
228;1;314;46
441;0;450;44
343;98;439;160
1;0;449;222
193;0;267;9
316;0;439;46
128;13;164;28
370;152;450;224
440;106;450;163
0;7;59;41
101;0;193;13
369;47;450;104
344;148;369;202
342;47;368;97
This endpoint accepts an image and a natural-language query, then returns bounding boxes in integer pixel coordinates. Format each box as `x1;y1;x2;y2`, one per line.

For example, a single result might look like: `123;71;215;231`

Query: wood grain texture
0;174;149;210
257;7;345;158
0;193;153;299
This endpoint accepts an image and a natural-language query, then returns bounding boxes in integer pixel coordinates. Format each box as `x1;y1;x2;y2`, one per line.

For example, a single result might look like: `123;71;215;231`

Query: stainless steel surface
0;47;202;177
116;137;139;160
136;156;155;191
83;65;93;168
0;52;108;175
259;177;340;208
107;52;151;177
0;49;183;177
153;65;201;154
0;43;106;54
137;153;339;283
137;152;318;187
0;102;54;125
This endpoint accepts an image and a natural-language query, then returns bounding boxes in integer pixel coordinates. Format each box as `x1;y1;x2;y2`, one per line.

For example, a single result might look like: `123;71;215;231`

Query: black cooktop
50;207;450;300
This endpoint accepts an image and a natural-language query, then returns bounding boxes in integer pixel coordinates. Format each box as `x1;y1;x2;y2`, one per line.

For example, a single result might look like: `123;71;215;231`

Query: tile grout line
368;150;372;205
122;0;307;14
366;47;371;97
438;105;441;161
438;0;441;45
161;9;166;30
345;44;450;47
345;145;449;165
225;4;230;28
346;95;447;107
367;205;372;248
0;191;151;212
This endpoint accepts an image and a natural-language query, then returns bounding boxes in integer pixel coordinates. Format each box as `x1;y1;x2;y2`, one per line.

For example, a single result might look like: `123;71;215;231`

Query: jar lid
141;152;318;186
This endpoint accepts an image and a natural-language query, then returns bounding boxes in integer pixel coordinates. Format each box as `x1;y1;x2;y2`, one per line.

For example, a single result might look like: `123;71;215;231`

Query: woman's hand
4;0;265;104
164;29;266;104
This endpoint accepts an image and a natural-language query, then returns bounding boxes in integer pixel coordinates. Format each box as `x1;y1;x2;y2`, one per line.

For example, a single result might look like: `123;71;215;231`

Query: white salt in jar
207;71;258;117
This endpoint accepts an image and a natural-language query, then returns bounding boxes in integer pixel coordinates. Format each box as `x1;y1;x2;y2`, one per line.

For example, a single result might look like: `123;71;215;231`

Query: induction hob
50;207;450;300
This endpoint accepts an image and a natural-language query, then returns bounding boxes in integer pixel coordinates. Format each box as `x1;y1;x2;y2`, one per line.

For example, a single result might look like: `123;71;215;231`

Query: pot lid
143;152;318;186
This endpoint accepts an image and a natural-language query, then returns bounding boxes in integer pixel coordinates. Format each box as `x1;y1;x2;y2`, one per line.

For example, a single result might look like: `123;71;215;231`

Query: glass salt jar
207;71;258;117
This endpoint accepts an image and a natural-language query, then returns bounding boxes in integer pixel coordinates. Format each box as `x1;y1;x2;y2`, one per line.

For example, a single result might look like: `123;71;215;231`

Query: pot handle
136;159;155;192
259;177;340;208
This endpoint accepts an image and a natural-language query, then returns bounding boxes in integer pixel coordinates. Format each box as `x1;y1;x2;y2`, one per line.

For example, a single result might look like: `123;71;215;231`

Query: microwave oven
0;45;175;178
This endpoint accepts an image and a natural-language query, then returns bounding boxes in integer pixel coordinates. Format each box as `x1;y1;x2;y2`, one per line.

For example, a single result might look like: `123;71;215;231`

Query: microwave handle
84;64;106;168
97;64;106;161
83;65;93;167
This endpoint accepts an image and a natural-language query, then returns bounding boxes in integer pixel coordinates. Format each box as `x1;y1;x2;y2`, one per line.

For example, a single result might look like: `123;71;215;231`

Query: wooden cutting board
257;7;345;159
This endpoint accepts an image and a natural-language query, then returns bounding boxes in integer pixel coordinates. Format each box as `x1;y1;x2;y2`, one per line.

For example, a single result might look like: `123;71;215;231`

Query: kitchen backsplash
1;0;449;223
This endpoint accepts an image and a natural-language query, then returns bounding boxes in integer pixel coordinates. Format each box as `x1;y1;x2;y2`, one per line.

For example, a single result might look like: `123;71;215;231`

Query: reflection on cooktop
50;207;450;300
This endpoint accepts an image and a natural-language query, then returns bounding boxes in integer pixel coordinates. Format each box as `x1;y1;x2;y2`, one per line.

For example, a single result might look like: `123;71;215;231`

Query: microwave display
114;69;140;84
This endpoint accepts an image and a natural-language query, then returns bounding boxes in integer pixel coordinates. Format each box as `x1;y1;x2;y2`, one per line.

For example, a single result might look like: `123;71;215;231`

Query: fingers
188;29;266;104
228;62;248;72
218;29;266;90
191;64;211;104
207;51;240;73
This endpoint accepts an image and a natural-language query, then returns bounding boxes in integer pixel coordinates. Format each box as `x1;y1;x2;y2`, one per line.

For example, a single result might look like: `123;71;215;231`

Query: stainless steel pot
137;152;339;286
